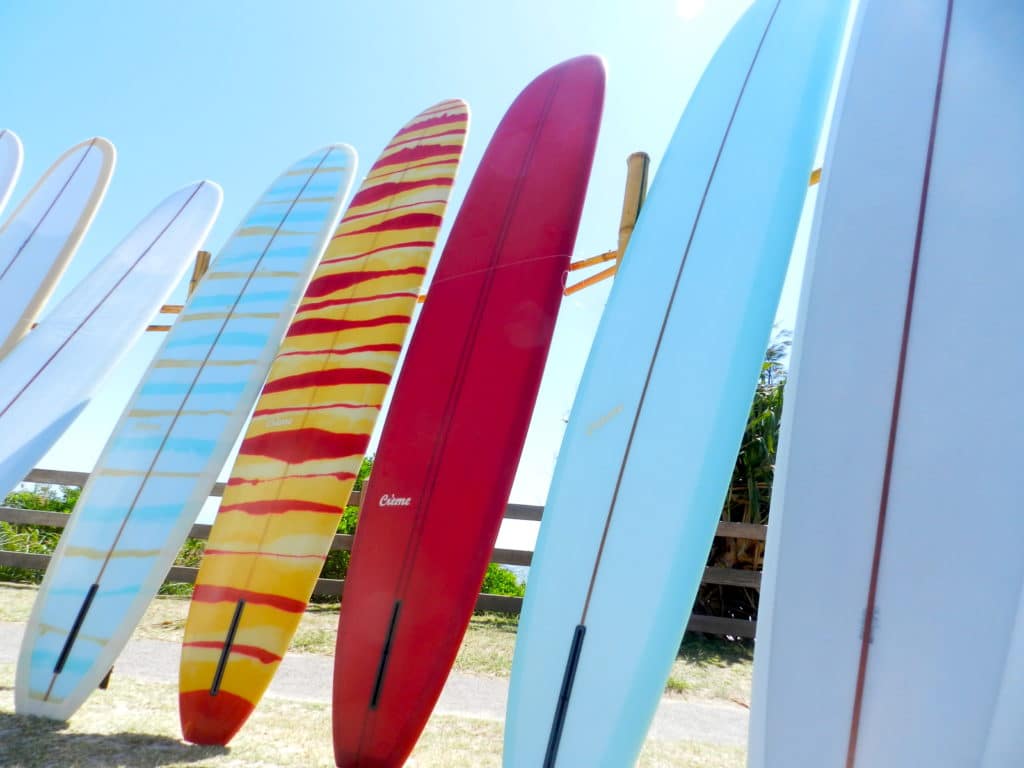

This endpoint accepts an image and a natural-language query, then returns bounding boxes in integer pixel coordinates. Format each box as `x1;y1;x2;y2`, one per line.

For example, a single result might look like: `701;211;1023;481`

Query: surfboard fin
370;601;402;709
210;599;245;696
53;582;99;675
544;623;587;768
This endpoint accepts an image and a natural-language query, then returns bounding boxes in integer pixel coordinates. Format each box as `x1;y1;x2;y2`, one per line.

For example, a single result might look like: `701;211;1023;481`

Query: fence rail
0;468;764;637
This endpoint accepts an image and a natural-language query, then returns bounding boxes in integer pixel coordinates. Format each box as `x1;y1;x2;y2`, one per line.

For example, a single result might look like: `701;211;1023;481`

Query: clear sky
1;0;837;543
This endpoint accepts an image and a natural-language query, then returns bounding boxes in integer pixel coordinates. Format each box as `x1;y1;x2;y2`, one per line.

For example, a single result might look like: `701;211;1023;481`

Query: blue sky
1;0;834;541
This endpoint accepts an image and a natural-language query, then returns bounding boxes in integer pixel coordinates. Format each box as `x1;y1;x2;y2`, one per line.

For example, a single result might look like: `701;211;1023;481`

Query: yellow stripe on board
177;312;280;322
233;226;317;238
153;359;259;369
128;408;233;417
98;469;201;479
64;546;161;559
204;270;302;280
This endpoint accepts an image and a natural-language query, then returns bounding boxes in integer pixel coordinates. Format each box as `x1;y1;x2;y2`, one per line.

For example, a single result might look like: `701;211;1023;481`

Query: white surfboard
749;2;1024;767
0;129;23;217
0;137;116;358
0;181;222;500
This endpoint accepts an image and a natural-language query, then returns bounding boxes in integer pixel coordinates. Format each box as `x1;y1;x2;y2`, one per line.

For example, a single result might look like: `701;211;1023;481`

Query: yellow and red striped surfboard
178;99;469;745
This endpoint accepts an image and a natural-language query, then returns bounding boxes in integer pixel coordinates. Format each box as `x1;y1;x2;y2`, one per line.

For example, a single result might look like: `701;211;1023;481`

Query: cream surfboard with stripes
0;136;115;358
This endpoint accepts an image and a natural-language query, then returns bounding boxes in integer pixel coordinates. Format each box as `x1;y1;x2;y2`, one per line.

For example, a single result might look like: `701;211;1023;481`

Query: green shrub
0;485;78;584
480;564;526;597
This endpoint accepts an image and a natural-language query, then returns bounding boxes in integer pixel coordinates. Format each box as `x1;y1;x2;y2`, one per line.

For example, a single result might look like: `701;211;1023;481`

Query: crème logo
379;494;412;507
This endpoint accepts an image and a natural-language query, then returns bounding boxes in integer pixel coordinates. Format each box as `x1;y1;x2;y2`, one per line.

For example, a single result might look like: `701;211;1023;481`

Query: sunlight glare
676;0;706;20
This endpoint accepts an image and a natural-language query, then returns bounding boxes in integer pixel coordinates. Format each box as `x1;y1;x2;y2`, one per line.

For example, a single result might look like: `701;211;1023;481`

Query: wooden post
146;251;212;332
617;152;650;262
188;250;211;297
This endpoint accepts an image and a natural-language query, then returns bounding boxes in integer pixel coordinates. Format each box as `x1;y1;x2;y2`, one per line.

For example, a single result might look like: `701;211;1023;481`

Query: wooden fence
0;468;764;638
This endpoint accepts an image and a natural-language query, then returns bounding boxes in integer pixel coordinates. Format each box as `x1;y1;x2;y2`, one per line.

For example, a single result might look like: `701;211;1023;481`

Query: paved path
0;621;748;747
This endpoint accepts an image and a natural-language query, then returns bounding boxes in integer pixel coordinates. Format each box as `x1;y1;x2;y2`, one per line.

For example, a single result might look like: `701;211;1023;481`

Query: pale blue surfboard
504;1;851;766
15;145;356;720
0;129;23;217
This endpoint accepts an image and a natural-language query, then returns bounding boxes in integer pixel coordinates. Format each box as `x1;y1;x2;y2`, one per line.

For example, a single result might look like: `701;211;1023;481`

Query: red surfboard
331;55;604;766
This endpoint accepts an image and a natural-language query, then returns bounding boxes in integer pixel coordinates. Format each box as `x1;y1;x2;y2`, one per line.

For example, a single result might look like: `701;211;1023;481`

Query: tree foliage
696;331;791;629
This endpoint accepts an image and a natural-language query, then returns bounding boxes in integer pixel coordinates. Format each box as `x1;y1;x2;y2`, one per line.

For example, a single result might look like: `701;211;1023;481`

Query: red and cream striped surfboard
178;99;469;746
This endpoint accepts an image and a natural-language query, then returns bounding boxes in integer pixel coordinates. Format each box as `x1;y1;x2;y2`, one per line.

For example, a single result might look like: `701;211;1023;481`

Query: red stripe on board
226;469;358;485
382;130;466;159
239;428;372;465
343;213;442;238
349;177;453;209
286;314;412;339
260;366;392;394
191;585;306;613
183;640;283;665
219;498;343;516
297;292;416;314
395;111;467;137
275;343;403;359
323;237;433;258
251;400;380;416
203;548;326;562
374;143;462;168
368;148;460;177
343;198;449;227
304;267;426;298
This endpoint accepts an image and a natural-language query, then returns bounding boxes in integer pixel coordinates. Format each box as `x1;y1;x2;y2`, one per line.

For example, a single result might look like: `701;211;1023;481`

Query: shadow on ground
0;711;227;767
680;634;754;668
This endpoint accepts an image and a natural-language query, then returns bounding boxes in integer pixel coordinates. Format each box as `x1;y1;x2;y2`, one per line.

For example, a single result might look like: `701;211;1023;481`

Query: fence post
188;250;211;298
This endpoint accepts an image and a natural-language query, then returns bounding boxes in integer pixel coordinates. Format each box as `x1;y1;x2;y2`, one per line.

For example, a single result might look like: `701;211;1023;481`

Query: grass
666;635;755;706
0;582;753;704
0;663;745;767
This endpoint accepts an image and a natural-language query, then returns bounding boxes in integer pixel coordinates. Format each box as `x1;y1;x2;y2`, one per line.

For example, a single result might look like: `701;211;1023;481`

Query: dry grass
666;635;755;706
0;583;753;705
0;663;744;767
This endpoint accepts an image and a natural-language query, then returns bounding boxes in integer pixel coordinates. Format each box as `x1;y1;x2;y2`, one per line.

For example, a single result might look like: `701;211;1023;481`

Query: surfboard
0;129;23;217
502;4;850;767
748;3;1024;767
14;145;355;721
331;56;603;767
0;137;116;358
0;179;220;516
177;100;469;746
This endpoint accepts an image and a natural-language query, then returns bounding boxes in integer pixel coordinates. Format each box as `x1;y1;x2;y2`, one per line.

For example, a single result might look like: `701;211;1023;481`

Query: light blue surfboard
15;145;356;720
503;1;851;766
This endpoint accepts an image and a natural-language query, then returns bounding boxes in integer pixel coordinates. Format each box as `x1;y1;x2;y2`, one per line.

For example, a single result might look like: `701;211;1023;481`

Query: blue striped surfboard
15;145;356;720
503;1;851;766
